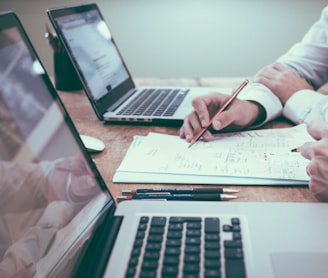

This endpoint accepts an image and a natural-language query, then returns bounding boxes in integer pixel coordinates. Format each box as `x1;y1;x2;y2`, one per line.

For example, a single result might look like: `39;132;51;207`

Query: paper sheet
113;124;313;185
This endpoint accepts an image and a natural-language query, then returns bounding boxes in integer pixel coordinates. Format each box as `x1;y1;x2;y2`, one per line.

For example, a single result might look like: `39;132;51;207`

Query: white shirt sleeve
277;5;328;89
261;5;328;126
283;90;328;124
237;82;283;127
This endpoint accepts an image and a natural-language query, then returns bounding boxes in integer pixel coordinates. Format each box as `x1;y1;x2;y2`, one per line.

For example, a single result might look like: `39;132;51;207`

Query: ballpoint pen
188;79;249;148
122;188;239;195
117;193;237;201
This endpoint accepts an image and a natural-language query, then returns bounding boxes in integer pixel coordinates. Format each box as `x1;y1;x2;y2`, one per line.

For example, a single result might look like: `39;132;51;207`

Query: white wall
0;0;326;77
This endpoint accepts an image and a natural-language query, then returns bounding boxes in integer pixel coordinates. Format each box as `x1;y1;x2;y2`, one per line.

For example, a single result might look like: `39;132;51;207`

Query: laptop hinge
72;208;123;277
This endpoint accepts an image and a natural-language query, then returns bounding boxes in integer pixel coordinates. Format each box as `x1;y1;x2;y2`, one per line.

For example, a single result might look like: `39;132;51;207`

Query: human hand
301;120;328;201
254;62;313;104
179;92;263;142
48;153;100;203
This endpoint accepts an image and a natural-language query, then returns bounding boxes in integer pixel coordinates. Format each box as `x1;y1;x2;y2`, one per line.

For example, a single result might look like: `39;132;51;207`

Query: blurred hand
179;92;264;142
254;62;313;104
48;153;100;203
301;120;328;201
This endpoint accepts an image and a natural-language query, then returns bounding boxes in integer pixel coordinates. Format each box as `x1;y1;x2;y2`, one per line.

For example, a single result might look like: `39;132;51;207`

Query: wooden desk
58;77;318;203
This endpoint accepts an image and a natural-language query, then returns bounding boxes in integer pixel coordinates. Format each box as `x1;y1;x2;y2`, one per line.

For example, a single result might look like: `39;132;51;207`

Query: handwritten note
113;124;313;185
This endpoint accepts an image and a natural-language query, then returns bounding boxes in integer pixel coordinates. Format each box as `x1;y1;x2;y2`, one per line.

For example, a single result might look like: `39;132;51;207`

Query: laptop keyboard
117;88;188;117
125;216;246;278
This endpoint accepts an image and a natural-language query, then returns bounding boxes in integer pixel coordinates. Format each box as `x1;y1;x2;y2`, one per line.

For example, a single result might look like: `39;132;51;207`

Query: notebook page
114;124;312;184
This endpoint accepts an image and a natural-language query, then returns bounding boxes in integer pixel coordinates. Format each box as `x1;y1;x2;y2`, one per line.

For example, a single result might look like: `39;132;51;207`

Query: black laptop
1;11;328;278
47;3;227;126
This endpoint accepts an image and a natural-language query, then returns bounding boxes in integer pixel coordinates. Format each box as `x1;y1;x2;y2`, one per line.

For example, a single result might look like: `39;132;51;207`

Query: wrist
247;101;266;126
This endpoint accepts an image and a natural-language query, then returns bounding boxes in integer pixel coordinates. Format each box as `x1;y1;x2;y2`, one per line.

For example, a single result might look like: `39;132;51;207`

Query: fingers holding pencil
300;120;328;202
180;80;265;145
188;80;249;148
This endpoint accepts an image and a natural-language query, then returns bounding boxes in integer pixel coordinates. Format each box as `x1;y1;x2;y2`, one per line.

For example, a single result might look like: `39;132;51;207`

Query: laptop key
164;247;180;256
166;238;181;248
224;248;243;259
144;251;160;261
224;217;246;278
163;91;188;116
153;89;179;116
144;90;171;116
167;231;182;239
168;223;183;231
126;215;246;278
149;227;165;234
183;262;200;274
225;259;246;278
162;265;179;276
205;233;220;241
139;270;157;278
151;216;167;227
205;217;220;233
224;240;242;248
141;260;158;270
205;241;220;250
186;237;201;245
187;222;201;229
204;259;221;269
205;268;221;278
185;245;200;254
163;256;179;266
145;242;161;251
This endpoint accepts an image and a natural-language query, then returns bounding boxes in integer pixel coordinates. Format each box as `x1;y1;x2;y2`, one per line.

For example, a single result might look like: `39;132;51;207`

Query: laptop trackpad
271;252;328;278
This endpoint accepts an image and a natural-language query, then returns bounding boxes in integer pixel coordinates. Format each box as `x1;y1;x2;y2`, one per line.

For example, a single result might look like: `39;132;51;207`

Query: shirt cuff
283;90;328;124
237;83;283;127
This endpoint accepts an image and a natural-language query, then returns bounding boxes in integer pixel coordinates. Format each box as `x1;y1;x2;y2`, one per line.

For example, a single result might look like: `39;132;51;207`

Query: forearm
277;6;328;89
283;90;328;124
238;82;283;128
0;161;50;212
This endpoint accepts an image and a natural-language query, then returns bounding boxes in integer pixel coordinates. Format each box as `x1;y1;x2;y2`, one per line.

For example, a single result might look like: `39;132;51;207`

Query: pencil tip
117;196;132;202
290;147;301;152
122;189;133;194
221;194;238;200
224;188;240;193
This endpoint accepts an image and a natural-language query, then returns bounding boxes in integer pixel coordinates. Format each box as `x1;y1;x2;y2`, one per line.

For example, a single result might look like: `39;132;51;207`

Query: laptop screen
50;5;130;102
0;12;112;277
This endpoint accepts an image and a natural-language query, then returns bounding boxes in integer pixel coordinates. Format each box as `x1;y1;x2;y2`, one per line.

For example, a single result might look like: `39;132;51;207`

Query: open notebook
0;10;328;278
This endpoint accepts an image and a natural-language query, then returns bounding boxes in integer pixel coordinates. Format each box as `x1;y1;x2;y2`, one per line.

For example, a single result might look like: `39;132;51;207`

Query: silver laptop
1;11;328;278
47;3;225;126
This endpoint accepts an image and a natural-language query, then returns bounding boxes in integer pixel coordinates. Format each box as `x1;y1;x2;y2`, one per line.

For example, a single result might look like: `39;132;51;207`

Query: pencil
290;146;301;152
122;188;239;195
188;79;249;148
117;193;237;201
